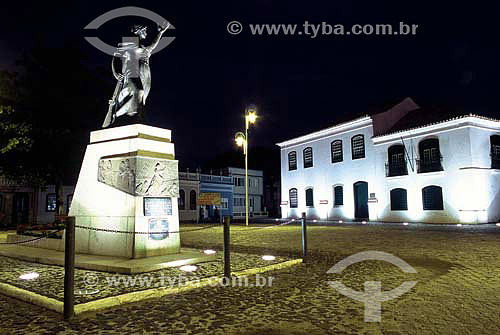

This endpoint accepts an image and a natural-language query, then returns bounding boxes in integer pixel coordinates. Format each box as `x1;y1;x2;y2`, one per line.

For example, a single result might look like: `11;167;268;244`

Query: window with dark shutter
422;186;444;210
288;151;297;171
178;189;185;210
303;147;313;168
331;140;343;163
390;188;408;210
305;188;314;207
351;135;365;160
289;188;298;208
334;186;343;206
491;135;500;169
189;190;197;210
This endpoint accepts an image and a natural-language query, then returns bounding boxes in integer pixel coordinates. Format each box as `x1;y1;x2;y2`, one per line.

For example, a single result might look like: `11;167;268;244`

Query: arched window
46;193;57;212
289;188;298;208
303;147;313;168
387;145;407;176
333;185;343;206
418;138;442;173
351;135;365;160
305;188;314;207
422;185;444;210
390;188;408;210
491;135;500;169
331;140;343;163
178;189;186;210
288;151;297;171
189;190;197;210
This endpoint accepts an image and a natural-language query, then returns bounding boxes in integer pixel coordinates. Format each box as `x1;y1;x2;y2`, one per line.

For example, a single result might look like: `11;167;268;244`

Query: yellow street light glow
179;265;197;272
247;111;257;124
234;132;246;147
19;272;39;280
262;255;276;261
203;249;216;255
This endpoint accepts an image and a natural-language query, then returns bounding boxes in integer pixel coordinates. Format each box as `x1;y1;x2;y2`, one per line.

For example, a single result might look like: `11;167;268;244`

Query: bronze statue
102;23;170;128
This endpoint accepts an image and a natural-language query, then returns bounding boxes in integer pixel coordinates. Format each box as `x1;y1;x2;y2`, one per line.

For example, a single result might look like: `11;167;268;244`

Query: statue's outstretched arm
111;55;123;80
146;22;170;53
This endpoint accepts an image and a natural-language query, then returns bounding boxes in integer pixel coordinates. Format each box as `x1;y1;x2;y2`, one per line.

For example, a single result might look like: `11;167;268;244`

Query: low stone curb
0;259;303;317
0;282;63;314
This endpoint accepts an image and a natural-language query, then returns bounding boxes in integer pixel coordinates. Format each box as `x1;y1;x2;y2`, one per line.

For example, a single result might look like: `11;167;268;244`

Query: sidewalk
0;244;216;274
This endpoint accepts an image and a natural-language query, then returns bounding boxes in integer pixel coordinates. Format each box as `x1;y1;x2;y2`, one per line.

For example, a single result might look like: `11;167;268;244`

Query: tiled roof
374;111;500;138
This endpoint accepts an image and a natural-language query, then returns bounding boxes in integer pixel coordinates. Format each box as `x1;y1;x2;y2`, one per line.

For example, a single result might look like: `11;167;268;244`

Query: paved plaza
1;222;499;334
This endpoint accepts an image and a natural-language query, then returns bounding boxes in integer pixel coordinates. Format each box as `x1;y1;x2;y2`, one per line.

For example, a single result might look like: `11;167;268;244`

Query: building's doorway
12;193;29;227
353;181;369;220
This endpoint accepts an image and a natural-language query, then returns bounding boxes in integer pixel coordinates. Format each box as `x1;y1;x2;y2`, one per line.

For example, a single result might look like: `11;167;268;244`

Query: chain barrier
0;229;65;245
0;219;295;244
74;224;217;235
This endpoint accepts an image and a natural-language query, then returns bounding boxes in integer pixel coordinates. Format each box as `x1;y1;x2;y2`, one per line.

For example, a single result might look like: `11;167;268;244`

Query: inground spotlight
457;224;463;227
496;223;500;227
338;220;344;223
313;219;317;223
262;255;276;261
362;221;367;224
403;222;409;226
203;249;216;255
19;272;39;280
179;265;197;272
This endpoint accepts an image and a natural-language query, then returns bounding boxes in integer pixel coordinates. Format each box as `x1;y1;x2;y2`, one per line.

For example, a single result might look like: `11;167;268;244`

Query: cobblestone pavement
0;252;289;304
1;223;499;334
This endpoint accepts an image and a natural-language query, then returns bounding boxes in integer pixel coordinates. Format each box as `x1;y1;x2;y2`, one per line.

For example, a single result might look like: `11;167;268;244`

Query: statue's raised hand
158;22;171;34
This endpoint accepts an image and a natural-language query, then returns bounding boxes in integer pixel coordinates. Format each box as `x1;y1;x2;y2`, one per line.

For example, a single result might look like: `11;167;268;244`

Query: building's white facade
224;167;265;217
277;101;500;224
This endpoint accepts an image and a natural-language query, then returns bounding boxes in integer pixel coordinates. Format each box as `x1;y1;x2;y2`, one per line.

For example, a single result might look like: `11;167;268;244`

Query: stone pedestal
68;124;180;258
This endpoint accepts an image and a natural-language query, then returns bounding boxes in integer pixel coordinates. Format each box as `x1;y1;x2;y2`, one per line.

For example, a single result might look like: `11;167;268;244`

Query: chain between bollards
223;216;231;279
301;212;308;263
64;217;75;320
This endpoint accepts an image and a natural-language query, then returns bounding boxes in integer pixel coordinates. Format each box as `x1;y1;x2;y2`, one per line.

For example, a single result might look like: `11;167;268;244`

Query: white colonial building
277;98;500;224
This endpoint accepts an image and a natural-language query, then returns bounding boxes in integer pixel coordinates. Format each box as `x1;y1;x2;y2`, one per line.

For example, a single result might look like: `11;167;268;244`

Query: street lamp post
234;106;257;226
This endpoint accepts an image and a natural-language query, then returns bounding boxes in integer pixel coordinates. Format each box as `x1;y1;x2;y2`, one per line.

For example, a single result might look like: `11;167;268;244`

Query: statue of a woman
102;23;170;128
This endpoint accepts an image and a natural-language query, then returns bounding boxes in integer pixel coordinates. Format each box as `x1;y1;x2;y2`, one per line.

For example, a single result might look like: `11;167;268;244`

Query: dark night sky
1;1;499;171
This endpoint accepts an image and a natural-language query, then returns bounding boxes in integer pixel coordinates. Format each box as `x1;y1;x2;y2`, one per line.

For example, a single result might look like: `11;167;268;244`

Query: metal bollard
64;217;75;320
223;216;231;279
301;212;307;262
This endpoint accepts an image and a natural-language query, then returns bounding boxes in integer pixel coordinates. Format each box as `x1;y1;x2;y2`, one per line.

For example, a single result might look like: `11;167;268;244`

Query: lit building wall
278;115;500;224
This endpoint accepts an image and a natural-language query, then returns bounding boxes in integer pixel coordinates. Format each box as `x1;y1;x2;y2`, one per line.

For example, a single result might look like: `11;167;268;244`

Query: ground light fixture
457;224;463;227
179;265;197;272
362;221;367;224
203;249;216;255
403;222;409;226
338;220;343;223
496;223;500;227
19;272;39;280
262;255;276;261
313;219;317;222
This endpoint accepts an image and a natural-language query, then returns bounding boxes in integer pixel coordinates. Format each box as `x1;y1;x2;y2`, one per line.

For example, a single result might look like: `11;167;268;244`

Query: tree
0;40;111;218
